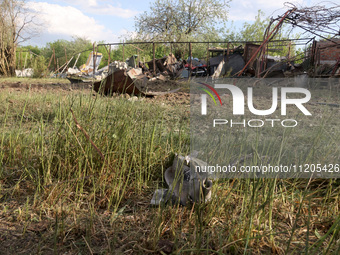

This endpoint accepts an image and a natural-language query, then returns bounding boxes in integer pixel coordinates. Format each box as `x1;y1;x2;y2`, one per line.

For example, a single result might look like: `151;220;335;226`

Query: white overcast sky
25;0;322;46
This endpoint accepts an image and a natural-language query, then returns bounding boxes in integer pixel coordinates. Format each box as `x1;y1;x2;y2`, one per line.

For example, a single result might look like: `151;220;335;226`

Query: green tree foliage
224;10;275;42
101;0;231;62
224;10;301;58
135;0;230;42
237;10;269;42
102;42;170;66
15;47;48;77
32;55;47;78
40;37;93;71
15;48;36;70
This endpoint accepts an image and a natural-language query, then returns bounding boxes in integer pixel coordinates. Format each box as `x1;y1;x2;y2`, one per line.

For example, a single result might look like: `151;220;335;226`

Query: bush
33;55;48;78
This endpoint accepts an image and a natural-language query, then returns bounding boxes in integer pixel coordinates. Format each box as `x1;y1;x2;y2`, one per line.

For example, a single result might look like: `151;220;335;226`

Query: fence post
189;42;192;76
93;43;95;79
122;40;125;62
153;42;156;74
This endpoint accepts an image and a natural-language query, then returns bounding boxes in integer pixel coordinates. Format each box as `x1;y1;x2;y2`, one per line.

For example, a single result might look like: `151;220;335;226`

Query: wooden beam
189;42;192;76
53;48;56;71
122;41;125;62
206;42;209;69
153;42;156;74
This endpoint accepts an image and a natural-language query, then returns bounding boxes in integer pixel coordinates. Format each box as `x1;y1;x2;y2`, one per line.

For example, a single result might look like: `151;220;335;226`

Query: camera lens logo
198;82;222;115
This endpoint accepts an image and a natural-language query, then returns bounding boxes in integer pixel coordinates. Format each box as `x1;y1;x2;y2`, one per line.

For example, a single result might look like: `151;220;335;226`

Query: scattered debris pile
151;152;212;206
93;53;186;96
66;51;104;83
94;35;340;96
207;43;301;78
92;3;339;84
146;53;185;79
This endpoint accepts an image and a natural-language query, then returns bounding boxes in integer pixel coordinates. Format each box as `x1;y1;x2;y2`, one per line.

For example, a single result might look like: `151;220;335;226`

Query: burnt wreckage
42;3;339;96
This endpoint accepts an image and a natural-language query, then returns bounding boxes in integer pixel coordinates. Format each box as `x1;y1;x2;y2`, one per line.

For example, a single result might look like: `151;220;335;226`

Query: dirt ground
138;79;183;92
0;81;91;93
0;80;190;105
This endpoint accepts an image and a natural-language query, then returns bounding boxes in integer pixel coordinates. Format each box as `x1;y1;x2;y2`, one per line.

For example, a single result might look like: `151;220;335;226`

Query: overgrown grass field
0;79;339;254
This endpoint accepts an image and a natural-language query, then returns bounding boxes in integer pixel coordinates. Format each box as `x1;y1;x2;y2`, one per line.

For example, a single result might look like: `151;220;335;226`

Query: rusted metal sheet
244;43;260;69
93;69;141;95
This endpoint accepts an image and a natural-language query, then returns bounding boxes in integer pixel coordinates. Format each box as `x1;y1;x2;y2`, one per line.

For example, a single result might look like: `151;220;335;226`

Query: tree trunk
0;0;34;77
7;45;16;76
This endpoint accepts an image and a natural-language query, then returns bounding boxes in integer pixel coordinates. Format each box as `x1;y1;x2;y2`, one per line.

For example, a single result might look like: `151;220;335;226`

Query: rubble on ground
66;51;104;83
93;36;340;96
15;68;34;78
39;28;339;95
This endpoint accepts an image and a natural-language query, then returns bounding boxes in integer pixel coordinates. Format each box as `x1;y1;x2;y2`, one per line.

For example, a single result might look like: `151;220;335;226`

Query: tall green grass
0;85;339;254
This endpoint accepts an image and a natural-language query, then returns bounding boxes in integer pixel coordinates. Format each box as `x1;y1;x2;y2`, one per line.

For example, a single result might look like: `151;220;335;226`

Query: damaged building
309;38;340;77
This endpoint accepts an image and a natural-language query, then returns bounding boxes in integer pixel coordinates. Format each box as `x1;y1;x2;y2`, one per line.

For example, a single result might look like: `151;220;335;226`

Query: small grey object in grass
151;151;213;206
150;189;171;205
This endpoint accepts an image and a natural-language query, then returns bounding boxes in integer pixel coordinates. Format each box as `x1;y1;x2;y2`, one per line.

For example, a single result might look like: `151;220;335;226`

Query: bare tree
0;0;39;76
284;2;340;41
